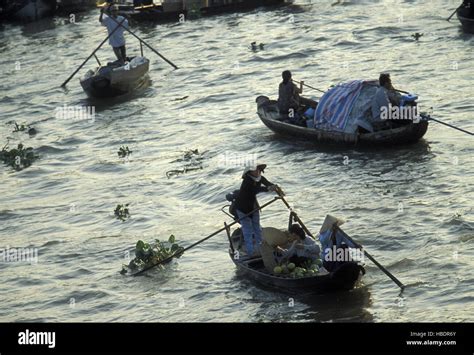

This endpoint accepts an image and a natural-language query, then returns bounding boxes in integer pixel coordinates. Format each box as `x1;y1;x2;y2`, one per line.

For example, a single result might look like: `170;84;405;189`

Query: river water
0;0;473;322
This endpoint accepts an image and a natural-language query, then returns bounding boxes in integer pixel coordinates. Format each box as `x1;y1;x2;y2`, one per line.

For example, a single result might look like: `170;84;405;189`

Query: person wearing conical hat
234;164;278;257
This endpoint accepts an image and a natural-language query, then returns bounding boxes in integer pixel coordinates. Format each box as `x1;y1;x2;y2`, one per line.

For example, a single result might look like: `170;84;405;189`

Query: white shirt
102;15;128;48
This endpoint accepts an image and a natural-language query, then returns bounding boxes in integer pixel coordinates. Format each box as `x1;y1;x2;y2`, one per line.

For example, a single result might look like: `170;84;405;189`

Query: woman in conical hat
234;164;278;257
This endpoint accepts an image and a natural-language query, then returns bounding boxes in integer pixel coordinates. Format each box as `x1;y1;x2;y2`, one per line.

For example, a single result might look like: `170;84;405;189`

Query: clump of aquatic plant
0;143;38;171
250;42;265;51
13;122;36;136
117;146;132;158
120;235;185;275
166;166;203;179
166;149;205;178
182;149;204;161
114;203;130;221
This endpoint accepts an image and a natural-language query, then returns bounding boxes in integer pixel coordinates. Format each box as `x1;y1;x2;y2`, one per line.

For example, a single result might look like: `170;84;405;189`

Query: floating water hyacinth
166;149;205;178
0;143;38;171
120;235;185;275
114;203;130;221
13;122;36;136
117;146;132;158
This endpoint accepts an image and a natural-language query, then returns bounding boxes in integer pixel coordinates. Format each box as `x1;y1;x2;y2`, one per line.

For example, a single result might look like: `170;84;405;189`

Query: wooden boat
0;0;56;22
200;0;291;16
97;0;290;23
227;227;364;293
256;96;429;146
457;7;474;33
56;0;98;14
80;56;150;98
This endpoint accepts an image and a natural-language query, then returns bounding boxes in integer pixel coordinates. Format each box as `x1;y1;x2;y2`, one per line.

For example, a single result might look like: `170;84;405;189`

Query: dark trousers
113;46;127;63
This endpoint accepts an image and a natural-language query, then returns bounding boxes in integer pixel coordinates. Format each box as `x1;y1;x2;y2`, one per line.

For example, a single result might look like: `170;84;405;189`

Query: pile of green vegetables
121;235;185;275
273;259;323;278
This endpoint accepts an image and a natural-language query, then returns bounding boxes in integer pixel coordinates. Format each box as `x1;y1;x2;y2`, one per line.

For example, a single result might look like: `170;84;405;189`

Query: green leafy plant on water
114;203;130;221
0;143;38;171
13;122;36;135
166;149;205;178
166;166;203;179
117;146;132;158
120;235;185;275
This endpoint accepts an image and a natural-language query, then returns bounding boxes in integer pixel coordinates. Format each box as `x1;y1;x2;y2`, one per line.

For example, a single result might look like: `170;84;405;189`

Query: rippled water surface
0;0;473;322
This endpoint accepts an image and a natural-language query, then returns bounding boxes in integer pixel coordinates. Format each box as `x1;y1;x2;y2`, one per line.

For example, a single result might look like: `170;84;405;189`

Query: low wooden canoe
228;228;364;293
256;96;429;146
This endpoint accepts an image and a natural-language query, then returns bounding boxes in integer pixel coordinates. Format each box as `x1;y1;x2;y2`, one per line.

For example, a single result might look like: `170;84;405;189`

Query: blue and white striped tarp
315;80;368;131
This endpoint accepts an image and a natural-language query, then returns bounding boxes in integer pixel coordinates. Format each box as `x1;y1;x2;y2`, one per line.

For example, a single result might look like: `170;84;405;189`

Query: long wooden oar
447;4;463;21
393;87;410;95
421;114;473;136
276;190;316;239
60;18;126;88
131;197;281;276
107;15;178;70
335;226;405;290
292;79;325;94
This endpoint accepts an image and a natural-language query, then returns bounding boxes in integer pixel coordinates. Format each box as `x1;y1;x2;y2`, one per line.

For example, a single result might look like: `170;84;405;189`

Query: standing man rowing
99;5;129;64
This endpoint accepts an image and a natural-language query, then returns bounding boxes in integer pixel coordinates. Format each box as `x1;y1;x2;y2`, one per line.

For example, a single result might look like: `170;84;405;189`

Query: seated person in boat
275;224;320;266
371;73;404;128
100;5;129;65
234;164;278;257
277;71;317;124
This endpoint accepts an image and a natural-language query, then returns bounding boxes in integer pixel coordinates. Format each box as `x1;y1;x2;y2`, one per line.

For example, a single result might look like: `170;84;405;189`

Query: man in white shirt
99;5;129;64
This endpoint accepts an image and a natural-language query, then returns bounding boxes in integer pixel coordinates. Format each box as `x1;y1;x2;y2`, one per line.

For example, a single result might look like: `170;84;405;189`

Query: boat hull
56;0;97;14
257;96;428;146
232;256;363;293
99;0;290;23
1;0;56;22
228;228;363;293
201;0;290;16
80;57;150;99
457;8;474;33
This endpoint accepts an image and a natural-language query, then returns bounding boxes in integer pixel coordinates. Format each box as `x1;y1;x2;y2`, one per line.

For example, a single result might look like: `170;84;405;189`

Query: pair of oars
61;12;177;88
296;79;473;136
